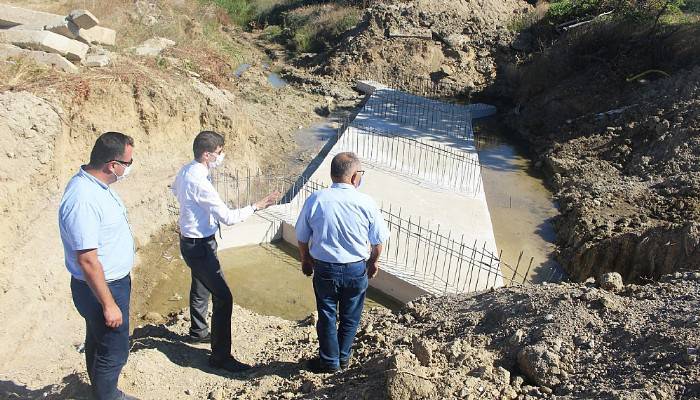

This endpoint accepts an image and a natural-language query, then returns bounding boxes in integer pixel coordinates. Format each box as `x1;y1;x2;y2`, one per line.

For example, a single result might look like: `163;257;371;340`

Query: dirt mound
302;0;532;92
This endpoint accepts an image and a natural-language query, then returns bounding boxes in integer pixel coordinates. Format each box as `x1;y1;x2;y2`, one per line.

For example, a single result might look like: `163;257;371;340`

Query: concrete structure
0;4;62;29
0;29;89;61
208;81;505;303
0;43;78;73
84;53;110;67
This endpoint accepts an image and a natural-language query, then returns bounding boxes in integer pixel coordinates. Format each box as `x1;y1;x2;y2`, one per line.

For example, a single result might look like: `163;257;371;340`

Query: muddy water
138;239;401;322
474;123;561;283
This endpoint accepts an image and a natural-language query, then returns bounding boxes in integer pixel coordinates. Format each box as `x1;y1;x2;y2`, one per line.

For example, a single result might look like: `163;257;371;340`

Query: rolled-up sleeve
295;197;313;243
61;201;101;251
368;205;390;245
195;180;254;226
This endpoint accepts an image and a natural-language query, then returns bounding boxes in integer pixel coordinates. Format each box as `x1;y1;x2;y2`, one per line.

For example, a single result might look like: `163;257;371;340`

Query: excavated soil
9;271;698;399
508;64;700;282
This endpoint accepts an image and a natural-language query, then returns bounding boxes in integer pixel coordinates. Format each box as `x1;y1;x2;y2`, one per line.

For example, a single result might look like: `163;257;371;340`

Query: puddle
475;125;562;282
139;240;401;322
267;72;287;89
234;63;251;77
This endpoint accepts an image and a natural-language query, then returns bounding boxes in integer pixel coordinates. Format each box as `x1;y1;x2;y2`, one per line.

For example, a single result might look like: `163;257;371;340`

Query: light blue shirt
295;183;390;263
58;167;134;281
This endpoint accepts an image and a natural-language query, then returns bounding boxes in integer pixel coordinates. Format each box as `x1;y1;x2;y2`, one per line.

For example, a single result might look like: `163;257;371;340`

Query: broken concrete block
0;43;79;73
83;53;110;67
45;17;81;40
0;4;63;29
134;37;175;57
81;26;116;46
68;9;99;30
0;29;89;61
44;17;95;45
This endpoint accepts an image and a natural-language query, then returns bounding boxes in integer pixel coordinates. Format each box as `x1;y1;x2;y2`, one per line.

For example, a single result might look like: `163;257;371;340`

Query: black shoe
188;333;211;343
305;358;339;374
209;356;253;373
340;351;353;369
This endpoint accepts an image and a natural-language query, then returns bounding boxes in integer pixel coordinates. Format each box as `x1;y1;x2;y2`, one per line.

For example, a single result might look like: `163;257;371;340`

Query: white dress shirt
172;161;255;238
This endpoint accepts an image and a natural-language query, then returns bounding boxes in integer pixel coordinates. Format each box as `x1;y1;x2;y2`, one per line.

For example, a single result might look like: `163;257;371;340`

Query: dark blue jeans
313;260;368;369
71;274;131;400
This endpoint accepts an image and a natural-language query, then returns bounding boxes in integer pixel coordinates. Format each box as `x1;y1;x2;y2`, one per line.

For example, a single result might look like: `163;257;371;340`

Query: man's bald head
330;152;361;183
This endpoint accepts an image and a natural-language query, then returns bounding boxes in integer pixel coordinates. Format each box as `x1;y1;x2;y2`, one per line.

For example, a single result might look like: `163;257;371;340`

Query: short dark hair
331;152;360;178
193;131;224;160
88;132;134;167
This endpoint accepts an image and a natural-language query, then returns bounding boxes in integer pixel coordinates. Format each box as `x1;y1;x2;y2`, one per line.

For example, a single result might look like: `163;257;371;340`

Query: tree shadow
0;373;91;400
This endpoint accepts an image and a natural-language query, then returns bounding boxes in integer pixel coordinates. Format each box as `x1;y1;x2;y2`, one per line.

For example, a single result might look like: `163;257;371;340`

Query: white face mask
114;164;132;181
208;152;225;169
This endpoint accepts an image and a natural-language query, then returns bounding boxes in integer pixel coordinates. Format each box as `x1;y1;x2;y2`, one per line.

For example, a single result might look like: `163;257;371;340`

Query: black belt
180;234;215;244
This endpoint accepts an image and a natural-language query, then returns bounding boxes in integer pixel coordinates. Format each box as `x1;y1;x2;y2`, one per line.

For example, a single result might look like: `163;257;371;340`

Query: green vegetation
207;0;257;26
545;0;687;24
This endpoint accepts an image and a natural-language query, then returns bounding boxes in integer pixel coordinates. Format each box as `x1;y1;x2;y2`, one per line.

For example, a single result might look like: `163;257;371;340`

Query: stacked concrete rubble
0;4;116;73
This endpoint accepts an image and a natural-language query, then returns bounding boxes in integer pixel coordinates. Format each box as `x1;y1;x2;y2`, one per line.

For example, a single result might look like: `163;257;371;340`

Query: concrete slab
84;53;110;67
68;9;99;30
82;26;116;46
0;4;62;29
45;17;81;40
0;29;89;61
0;43;79;73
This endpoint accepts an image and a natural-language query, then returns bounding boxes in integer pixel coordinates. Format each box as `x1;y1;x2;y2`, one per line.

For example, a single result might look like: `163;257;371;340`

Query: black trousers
179;235;233;360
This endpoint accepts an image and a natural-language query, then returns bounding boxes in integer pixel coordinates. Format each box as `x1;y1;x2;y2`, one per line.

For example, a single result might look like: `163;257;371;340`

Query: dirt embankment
501;23;700;282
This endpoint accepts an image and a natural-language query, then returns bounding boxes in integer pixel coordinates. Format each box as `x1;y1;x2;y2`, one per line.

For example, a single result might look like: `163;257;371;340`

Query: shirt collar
331;182;355;190
190;160;210;178
78;166;109;190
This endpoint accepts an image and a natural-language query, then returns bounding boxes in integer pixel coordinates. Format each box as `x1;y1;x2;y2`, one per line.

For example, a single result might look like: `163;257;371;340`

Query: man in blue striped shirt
295;152;390;373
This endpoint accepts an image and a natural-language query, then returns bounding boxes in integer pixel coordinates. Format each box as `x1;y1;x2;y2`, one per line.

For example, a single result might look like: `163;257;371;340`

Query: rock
142;311;163;323
300;379;315;394
0;4;62;29
0;43;79;73
599;272;624;292
44;17;82;41
84;53;110;67
208;389;224;400
386;351;436;400
509;329;526;345
440;64;454;76
82;26;116;46
517;342;562;387
0;29;89;61
412;337;433;366
134;37;175;57
544;313;554;322
68;9;99;30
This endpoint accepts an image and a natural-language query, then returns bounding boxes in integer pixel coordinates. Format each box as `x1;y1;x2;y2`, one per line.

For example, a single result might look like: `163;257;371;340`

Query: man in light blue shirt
295;152;389;373
58;132;138;400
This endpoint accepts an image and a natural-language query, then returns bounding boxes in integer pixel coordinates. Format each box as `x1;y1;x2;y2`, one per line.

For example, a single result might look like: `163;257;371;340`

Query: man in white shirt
172;131;278;373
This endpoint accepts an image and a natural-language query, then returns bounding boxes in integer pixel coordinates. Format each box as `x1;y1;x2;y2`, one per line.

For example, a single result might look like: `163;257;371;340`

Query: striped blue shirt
295;183;389;263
